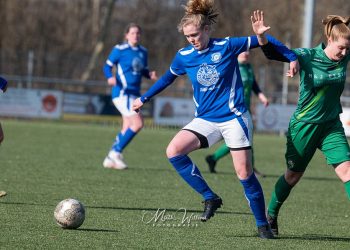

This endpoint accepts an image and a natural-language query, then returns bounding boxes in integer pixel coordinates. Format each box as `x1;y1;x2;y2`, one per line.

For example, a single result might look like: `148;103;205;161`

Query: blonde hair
177;0;218;33
322;15;350;41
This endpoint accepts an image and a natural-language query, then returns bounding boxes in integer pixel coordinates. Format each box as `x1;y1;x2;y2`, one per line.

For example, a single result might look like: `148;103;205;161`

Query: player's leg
167;118;223;221
321;119;350;200
267;168;304;236
223;112;273;239
104;95;141;169
334;162;350;200
0;123;7;197
113;112;143;153
252;146;266;178
112;95;143;152
268;118;318;235
230;149;273;238
205;143;230;173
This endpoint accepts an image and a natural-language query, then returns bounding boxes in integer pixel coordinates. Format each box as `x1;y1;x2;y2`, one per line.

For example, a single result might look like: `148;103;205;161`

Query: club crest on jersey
132;57;144;74
211;52;222;63
197;63;219;86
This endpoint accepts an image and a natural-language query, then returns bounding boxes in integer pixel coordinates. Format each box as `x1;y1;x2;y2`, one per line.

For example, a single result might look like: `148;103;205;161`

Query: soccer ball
54;198;85;229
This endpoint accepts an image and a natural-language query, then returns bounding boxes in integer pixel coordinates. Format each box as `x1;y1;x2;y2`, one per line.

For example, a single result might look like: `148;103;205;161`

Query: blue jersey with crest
103;43;150;98
170;36;258;122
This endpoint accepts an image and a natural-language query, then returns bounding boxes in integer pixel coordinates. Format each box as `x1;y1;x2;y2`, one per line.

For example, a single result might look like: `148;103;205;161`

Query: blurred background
0;0;350;128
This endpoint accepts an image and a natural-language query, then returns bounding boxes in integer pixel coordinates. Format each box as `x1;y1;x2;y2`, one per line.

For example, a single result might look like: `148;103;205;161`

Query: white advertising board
255;104;295;132
0;88;63;119
153;97;195;126
63;93;104;114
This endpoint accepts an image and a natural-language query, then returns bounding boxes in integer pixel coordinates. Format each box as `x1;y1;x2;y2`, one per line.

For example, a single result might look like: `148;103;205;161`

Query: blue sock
240;173;268;227
112;128;137;153
169;155;216;200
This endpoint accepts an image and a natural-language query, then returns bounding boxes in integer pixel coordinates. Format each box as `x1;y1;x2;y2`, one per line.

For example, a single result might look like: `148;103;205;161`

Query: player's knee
135;122;144;132
130;120;144;132
235;167;253;180
166;144;180;158
334;161;350;182
285;170;303;186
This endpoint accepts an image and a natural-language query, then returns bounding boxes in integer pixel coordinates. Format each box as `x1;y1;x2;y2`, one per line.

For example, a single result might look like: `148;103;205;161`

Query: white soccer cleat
103;150;127;170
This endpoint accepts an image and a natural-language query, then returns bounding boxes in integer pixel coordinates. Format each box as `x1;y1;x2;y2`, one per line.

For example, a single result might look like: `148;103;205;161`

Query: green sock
345;181;350;200
212;144;230;161
268;175;293;218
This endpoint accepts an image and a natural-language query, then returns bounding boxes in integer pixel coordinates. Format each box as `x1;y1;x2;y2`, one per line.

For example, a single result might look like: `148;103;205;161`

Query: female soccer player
0;76;8;144
263;15;350;236
133;1;297;239
205;51;269;176
102;23;158;170
0;76;8;198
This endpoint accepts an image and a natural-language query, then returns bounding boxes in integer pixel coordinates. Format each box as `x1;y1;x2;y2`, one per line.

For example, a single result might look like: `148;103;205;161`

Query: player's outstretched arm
251;10;270;46
251;11;299;77
139;70;177;104
133;69;177;112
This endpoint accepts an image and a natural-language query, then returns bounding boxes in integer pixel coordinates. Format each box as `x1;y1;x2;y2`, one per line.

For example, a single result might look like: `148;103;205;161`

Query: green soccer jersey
292;43;350;123
239;63;255;110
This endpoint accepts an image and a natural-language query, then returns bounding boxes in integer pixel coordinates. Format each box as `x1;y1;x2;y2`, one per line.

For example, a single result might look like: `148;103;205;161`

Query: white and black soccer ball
54;198;85;229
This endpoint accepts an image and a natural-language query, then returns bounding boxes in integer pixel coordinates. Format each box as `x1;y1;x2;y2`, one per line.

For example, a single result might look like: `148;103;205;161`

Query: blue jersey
170;36;258;122
103;43;150;97
141;35;296;123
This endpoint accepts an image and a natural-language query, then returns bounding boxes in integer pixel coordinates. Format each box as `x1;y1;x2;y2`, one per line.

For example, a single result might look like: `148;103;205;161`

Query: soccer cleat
267;214;279;236
258;224;275;239
103;150;127;170
205;155;217;173
200;196;223;222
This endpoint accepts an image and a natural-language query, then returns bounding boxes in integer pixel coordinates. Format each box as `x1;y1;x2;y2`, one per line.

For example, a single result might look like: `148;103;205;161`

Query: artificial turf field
0;119;349;249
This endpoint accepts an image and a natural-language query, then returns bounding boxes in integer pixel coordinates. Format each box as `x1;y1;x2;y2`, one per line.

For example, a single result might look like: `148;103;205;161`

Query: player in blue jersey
102;23;158;170
133;1;298;239
0;76;8;144
205;51;269;176
0;76;8;198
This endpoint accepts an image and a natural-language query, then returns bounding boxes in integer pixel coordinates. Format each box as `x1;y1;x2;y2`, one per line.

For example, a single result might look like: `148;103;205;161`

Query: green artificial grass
0;119;349;249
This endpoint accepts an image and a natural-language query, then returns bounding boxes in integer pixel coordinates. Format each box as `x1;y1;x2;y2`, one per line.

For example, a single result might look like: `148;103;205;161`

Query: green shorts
285;116;350;172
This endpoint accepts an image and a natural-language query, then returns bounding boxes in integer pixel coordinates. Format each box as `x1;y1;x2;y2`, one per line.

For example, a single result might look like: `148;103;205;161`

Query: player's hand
259;93;269;107
107;77;116;86
286;60;299;77
132;98;144;113
149;71;158;81
251;10;271;36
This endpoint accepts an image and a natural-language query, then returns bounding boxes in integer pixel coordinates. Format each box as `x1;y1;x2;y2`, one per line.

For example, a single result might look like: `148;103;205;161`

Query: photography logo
141;208;202;228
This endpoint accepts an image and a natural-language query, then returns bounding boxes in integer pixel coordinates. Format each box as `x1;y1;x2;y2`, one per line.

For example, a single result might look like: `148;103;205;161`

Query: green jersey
292;43;350;123
239;63;258;111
